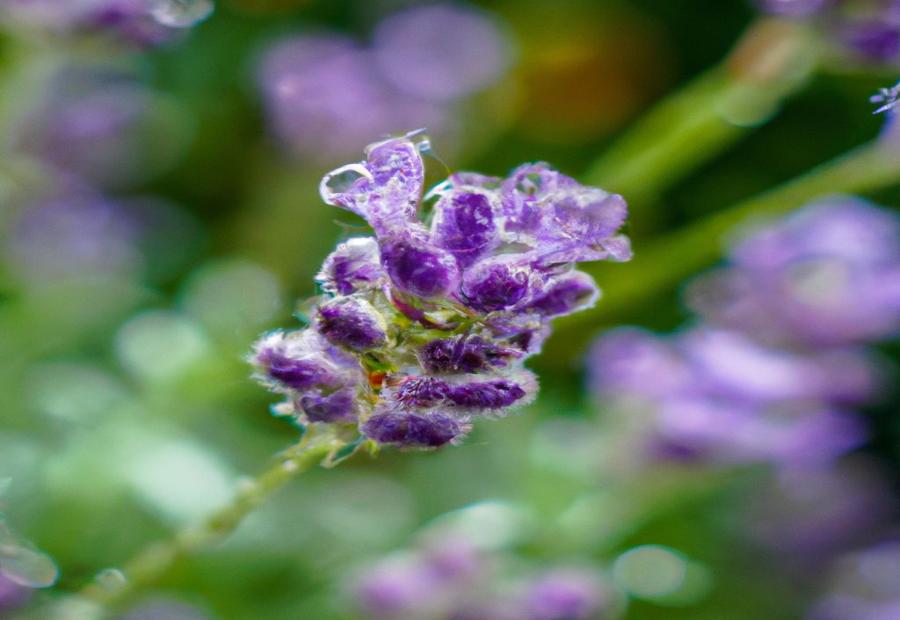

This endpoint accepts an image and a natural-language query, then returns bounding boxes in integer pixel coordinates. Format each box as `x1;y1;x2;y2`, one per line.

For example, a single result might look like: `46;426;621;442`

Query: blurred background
0;0;898;618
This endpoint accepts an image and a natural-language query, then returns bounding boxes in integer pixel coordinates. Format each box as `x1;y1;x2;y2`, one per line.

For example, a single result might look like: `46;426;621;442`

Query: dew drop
150;0;214;28
94;568;127;592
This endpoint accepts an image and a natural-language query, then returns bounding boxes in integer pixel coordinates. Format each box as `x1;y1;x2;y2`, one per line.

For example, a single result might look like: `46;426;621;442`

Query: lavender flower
757;0;900;64
251;133;630;449
808;541;900;620
524;569;610;620
372;3;511;102
352;525;613;620
590;327;873;468
687;198;900;348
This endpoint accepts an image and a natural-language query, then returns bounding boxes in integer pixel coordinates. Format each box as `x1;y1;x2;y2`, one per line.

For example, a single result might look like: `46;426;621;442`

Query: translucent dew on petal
150;0;214;28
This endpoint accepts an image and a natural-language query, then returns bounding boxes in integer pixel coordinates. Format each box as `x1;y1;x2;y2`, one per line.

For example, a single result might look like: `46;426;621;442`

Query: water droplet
150;0;214;28
94;568;127;591
0;544;59;588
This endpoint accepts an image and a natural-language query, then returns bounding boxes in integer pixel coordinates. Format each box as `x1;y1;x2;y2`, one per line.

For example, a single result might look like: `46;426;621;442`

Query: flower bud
316;297;388;352
460;255;531;312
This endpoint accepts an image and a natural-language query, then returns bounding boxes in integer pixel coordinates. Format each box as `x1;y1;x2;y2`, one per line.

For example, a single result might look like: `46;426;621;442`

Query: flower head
250;133;630;449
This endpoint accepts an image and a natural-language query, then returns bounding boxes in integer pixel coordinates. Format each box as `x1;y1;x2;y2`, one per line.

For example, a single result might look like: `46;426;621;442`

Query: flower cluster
353;530;612;620
257;3;510;162
589;197;899;468
0;0;213;45
251;134;630;449
757;0;900;64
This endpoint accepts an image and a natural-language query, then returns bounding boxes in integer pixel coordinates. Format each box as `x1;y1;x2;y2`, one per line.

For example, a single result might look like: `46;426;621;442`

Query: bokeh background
1;0;899;619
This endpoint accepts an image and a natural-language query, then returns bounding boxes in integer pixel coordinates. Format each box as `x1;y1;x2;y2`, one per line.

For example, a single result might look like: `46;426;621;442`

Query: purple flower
253;135;629;448
298;388;359;424
447;377;532;411
807;541;900;620
316;297;388;352
688;198;900;348
372;3;511;102
363;411;468;448
0;574;31;613
524;569;608;620
755;0;833;17
250;331;355;394
460;255;532;312
757;0;900;64
430;189;501;268
525;271;600;317
6;188;143;285
258;36;446;163
392;376;453;408
418;336;520;374
317;237;386;295
379;230;461;299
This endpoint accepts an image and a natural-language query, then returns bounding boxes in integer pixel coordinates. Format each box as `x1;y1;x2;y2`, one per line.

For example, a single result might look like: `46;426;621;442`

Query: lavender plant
250;133;631;449
589;197;899;468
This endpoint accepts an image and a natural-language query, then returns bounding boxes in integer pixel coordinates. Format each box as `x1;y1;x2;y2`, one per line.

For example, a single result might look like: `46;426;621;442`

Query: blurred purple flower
688;198;900;348
872;81;900;114
5;187;143;284
0;573;31;613
524;569;609;620
757;0;900;63
372;3;511;102
808;541;900;619
258;35;445;163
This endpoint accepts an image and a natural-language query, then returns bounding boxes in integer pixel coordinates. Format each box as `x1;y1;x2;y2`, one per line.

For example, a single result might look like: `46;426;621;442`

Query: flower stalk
586;18;818;213
77;430;345;611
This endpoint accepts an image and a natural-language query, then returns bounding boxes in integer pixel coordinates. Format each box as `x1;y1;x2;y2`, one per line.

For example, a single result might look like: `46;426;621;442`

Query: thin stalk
586;19;818;212
543;137;900;364
77;430;345;612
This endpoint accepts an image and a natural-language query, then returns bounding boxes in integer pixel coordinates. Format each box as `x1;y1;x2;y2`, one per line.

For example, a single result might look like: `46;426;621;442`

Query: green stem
586;19;817;213
544;138;900;364
77;430;345;612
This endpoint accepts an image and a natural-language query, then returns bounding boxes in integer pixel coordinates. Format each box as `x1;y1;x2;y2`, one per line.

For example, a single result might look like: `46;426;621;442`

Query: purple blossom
363;411;468;448
298;388;360;424
372;3;511;102
253;135;629;447
316;297;388;352
0;574;30;613
688;198;900;348
524;569;609;620
447;377;532;411
250;331;357;395
807;541;900;619
418;336;520;374
6;188;143;285
379;230;461;299
460;255;532;312
317;237;386;295
756;0;833;17
589;326;873;468
525;271;600;317
430;189;502;268
757;0;900;64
